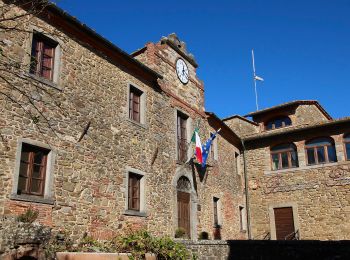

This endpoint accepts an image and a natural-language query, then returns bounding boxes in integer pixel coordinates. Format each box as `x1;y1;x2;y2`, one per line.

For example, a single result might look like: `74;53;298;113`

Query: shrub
16;207;39;223
174;227;187;239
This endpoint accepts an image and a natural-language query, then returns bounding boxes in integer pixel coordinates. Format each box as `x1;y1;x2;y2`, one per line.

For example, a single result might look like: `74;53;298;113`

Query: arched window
344;134;350;160
265;116;292;131
271;143;299;170
305;137;337;165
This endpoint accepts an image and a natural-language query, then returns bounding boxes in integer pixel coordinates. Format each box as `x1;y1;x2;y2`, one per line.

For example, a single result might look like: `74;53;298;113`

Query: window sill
24;72;62;91
10;193;54;205
126;118;147;129
123;210;147;217
264;161;345;175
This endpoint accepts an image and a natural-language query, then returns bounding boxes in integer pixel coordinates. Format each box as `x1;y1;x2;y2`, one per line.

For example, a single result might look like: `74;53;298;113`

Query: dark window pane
275;119;282;128
271;143;292;151
17;177;27;193
281;152;289;168
344;134;350;142
266;117;291;131
19;162;29;177
327;146;337;162
30;179;42;193
34;152;44;164
346;143;350;160
32;165;42;178
317;147;325;163
284;117;292;126
305;138;332;148
307;148;315;165
266;121;273;130
21;151;30;162
272;154;279;170
291;151;298;167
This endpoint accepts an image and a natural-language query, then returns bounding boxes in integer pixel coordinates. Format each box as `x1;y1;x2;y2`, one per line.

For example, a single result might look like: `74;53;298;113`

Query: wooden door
177;191;191;238
274;207;295;240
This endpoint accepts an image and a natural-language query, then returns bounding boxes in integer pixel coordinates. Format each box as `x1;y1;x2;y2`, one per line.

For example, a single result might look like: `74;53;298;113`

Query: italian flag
191;128;203;164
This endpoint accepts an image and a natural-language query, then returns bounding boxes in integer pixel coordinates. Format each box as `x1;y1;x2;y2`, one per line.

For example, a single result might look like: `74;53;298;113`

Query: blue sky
53;0;350;119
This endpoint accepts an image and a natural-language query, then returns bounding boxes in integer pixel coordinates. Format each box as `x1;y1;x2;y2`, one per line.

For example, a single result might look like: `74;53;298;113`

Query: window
265;116;292;131
271;143;299;170
344;134;350;160
30;33;58;81
177;112;188;162
17;143;49;196
213;197;219;227
129;86;143;123
128;172;142;211
235;152;240;175
305;137;337;165
239;206;247;231
210;137;218;161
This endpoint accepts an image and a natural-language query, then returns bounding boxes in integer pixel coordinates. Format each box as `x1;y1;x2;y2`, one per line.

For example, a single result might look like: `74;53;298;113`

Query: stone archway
177;176;192;238
172;167;198;240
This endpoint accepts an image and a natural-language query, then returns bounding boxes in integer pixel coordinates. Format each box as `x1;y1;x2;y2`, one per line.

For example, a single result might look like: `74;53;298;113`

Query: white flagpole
252;49;259;111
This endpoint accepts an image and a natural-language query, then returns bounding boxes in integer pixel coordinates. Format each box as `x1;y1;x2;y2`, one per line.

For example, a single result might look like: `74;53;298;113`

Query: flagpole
252;49;259;111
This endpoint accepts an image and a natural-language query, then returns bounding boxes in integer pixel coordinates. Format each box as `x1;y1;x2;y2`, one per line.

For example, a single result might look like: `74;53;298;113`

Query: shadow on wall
227;240;350;260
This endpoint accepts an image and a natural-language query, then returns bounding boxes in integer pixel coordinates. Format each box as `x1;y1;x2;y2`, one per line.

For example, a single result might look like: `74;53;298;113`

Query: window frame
239;206;247;232
124;167;147;217
212;196;222;228
344;134;350;161
18;144;49;196
11;139;55;205
305;137;337;166
270;143;299;171
176;111;189;163
30;33;56;81
127;83;146;126
265;116;292;131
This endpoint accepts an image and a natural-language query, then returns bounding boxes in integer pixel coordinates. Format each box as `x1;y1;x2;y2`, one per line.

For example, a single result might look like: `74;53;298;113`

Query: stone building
0;0;246;242
1;0;349;247
224;100;350;240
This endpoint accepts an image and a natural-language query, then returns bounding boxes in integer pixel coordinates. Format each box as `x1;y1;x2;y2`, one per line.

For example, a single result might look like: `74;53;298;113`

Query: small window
210;137;218;161
30;33;58;81
265;116;292;131
129;86;143;123
344;134;350;161
235;152;240;175
305;137;337;165
177;112;188;162
239;206;247;231
128;172;142;211
271;143;299;170
213;197;219;227
17;143;49;196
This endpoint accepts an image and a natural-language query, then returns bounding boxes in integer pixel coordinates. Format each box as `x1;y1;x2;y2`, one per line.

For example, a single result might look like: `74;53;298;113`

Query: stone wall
245;130;350;240
0;1;244;242
181;240;230;260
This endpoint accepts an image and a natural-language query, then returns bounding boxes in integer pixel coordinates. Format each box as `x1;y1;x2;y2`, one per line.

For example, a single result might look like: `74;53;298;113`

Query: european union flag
201;130;219;167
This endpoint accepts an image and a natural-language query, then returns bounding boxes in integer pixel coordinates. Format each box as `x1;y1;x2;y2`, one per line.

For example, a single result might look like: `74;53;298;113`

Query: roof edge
33;2;163;81
244;100;332;120
222;114;259;126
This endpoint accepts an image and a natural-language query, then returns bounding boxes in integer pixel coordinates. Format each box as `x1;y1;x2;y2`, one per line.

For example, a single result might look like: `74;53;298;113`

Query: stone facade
224;102;350;240
0;0;245;245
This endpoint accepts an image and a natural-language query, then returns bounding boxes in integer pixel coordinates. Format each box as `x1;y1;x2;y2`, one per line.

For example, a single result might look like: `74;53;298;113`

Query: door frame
268;202;300;240
172;167;198;240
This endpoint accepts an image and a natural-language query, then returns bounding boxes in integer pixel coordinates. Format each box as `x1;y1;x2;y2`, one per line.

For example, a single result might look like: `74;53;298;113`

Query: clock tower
131;33;205;118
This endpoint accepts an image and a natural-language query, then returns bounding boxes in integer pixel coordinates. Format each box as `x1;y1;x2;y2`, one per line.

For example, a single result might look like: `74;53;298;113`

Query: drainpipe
241;139;252;240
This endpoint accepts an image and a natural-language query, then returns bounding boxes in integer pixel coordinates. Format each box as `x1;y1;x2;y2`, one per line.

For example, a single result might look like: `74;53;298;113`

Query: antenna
251;49;264;111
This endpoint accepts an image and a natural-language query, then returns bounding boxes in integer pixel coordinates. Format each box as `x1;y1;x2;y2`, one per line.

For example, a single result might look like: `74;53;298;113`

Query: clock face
176;58;189;84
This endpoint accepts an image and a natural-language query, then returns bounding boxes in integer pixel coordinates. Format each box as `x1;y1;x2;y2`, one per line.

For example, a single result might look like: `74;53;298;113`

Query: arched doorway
176;176;192;238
